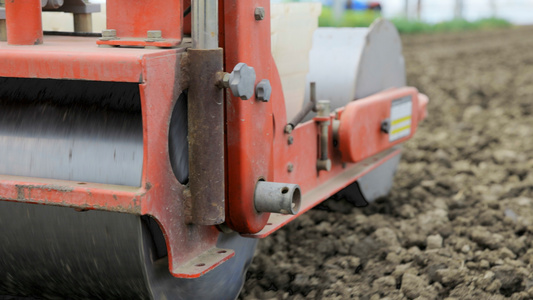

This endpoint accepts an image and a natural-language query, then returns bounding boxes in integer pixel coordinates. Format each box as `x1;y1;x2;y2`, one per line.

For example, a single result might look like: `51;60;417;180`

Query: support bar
5;0;43;45
192;0;218;49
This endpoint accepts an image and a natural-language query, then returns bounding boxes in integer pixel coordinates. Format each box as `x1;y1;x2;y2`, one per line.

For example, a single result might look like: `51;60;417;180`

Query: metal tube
0;19;6;42
73;13;92;33
286;82;317;133
192;0;218;49
320;122;329;160
254;181;301;215
5;0;43;45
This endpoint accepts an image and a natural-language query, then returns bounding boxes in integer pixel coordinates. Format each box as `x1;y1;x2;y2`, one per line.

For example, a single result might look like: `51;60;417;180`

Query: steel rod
192;0;218;49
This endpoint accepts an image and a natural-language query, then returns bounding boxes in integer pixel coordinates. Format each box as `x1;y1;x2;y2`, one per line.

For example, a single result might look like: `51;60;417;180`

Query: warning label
389;96;412;142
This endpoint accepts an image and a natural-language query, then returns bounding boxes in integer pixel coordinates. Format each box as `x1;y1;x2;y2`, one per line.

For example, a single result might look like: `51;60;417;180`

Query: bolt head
287;163;294;173
284;124;293;134
288;136;294;145
255;79;272;102
381;118;391;134
254;7;266;20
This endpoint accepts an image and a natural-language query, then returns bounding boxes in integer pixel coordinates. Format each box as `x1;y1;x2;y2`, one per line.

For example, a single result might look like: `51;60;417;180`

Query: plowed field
241;26;533;300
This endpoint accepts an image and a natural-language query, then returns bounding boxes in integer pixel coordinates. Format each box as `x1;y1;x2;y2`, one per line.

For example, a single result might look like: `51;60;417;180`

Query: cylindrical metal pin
254;181;301;215
5;0;43;45
73;13;92;33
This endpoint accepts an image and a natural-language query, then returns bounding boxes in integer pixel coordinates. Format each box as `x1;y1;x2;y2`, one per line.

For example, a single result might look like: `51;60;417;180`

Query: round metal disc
301;19;406;120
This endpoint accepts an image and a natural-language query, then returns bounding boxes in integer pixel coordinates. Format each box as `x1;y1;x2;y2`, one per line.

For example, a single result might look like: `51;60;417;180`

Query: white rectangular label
389;96;412;142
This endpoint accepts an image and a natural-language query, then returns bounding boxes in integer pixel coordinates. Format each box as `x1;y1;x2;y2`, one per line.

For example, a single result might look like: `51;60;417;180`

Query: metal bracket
173;247;235;278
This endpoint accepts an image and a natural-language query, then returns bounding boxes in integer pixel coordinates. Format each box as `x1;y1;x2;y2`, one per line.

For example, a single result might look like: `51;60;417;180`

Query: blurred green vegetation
319;7;512;34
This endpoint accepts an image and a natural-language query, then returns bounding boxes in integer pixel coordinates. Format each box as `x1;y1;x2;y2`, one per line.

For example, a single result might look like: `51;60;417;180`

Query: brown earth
240;26;533;300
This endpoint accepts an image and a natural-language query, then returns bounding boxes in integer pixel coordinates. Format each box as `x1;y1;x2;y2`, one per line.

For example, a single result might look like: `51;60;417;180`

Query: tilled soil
240;26;533;300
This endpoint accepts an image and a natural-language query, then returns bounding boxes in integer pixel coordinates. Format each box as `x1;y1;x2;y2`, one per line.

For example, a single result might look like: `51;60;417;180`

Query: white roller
302;19;406;119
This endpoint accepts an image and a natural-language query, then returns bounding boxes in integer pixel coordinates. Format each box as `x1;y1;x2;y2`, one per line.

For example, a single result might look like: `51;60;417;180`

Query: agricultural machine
0;0;427;299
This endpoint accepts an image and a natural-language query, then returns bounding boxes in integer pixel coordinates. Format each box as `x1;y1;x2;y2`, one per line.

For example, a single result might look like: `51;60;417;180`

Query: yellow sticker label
390;96;412;142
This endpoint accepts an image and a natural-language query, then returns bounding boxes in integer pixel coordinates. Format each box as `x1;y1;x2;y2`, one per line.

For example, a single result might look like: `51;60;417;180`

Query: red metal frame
0;0;429;278
223;0;274;233
0;37;231;278
338;87;423;163
222;1;428;235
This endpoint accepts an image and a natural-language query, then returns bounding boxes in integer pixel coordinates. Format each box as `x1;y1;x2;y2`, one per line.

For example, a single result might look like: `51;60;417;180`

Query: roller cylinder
254;181;301;215
5;0;43;45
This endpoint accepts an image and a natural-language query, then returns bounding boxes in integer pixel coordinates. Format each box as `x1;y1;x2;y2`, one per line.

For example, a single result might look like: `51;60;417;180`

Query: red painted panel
338;87;421;163
223;0;273;233
106;0;182;42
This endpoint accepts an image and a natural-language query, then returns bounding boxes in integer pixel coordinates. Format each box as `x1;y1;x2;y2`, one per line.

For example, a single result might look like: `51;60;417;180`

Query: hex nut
147;30;162;39
220;73;231;88
100;29;117;40
254;7;265;20
255;79;272;102
229;63;256;100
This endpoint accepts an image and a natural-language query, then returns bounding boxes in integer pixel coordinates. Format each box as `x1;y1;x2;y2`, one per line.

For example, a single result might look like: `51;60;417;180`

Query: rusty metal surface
187;48;225;225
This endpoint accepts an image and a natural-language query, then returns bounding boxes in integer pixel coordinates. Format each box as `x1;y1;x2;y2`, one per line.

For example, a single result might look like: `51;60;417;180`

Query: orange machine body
0;0;427;278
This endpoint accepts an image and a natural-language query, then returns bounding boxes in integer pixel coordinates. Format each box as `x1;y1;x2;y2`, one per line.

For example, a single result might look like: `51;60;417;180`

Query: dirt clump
240;26;533;300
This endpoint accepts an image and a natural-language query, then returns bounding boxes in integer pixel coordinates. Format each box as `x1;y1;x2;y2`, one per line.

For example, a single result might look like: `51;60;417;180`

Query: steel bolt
220;73;231;88
287;163;294;173
255;79;272;102
287;136;294;145
254;7;265;20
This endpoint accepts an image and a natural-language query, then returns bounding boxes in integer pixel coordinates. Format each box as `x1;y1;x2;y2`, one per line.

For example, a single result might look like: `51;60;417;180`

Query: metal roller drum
0;78;257;299
302;19;406;119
